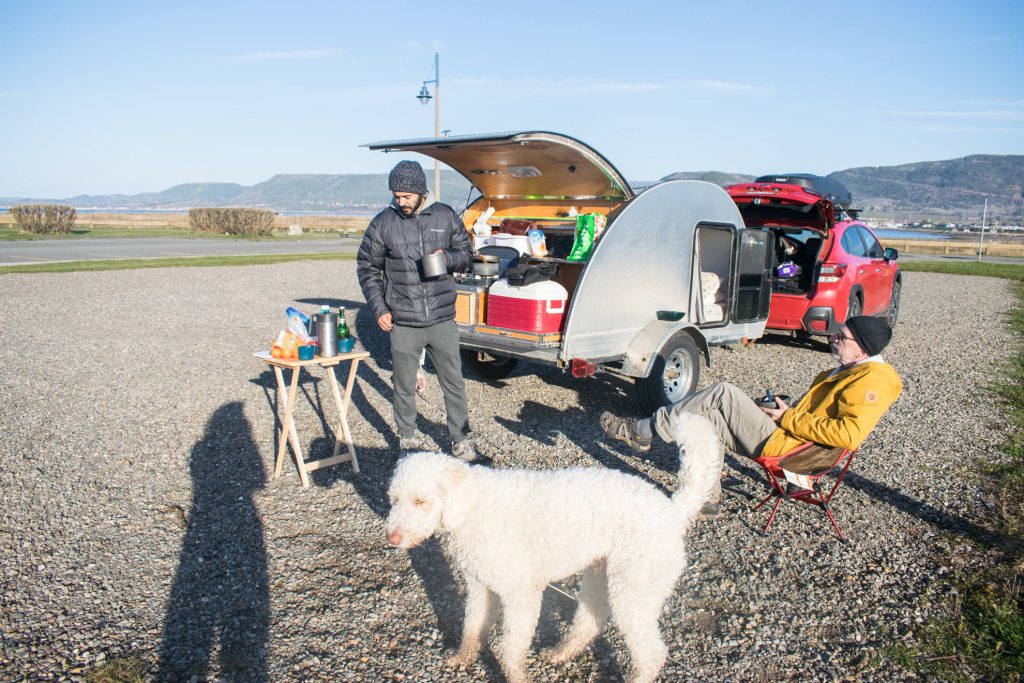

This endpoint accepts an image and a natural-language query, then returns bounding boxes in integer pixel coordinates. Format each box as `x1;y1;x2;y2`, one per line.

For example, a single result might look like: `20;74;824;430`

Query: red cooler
487;279;568;333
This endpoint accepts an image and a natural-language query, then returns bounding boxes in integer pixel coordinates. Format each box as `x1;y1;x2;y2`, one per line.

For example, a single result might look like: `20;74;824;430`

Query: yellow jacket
761;361;903;457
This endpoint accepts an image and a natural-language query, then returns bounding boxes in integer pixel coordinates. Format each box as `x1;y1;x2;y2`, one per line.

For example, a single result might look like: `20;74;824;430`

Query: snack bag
527;228;548;257
285;306;312;343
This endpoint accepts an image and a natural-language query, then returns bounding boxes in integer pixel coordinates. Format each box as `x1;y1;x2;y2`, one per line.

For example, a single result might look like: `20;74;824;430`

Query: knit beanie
845;316;892;356
388;160;428;195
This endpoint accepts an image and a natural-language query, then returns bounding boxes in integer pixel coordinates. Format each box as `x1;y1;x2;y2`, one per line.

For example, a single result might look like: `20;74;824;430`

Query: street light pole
416;53;441;203
977;198;988;262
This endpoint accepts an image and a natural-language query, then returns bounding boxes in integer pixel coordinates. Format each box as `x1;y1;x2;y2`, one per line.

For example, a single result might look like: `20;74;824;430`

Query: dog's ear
437;459;470;528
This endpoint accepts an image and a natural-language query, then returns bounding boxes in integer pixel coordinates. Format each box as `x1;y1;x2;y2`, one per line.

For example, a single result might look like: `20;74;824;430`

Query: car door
839;226;875;311
857;226;893;314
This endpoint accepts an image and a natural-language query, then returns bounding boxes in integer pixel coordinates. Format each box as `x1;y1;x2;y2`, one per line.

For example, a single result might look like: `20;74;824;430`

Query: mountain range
2;154;1021;220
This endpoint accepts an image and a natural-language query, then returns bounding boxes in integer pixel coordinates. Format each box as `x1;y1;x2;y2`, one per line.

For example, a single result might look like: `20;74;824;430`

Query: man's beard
400;196;424;215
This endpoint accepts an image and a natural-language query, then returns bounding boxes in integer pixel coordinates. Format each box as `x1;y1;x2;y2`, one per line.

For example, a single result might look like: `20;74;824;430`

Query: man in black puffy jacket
357;160;476;460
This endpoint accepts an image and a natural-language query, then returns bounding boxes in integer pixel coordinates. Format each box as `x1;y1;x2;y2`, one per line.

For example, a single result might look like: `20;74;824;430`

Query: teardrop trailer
363;131;775;411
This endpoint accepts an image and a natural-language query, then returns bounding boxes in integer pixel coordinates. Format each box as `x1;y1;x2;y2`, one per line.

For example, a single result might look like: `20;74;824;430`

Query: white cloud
874;109;1024;122
904;124;1023;134
223;48;343;64
448;76;770;96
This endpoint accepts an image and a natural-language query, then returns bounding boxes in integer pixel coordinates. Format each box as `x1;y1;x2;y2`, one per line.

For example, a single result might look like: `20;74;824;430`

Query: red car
726;175;900;338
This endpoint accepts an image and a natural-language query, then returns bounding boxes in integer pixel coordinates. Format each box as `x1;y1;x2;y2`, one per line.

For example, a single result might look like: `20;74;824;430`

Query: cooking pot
472;254;500;277
422;251;447;278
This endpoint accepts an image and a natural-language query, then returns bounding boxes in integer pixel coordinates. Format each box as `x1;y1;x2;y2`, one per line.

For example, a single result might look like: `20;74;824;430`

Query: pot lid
362;131;633;201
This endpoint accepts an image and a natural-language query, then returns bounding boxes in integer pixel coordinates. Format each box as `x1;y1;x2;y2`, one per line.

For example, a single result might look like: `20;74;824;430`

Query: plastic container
337;337;355;354
298;345;316;360
487;278;568;333
490;233;531;256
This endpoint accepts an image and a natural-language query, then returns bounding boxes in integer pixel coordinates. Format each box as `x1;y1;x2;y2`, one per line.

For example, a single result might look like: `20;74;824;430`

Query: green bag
567;213;597;261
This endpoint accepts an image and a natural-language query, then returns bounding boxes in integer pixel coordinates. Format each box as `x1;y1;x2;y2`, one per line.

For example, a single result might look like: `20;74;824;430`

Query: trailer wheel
461;350;519;380
635;332;700;412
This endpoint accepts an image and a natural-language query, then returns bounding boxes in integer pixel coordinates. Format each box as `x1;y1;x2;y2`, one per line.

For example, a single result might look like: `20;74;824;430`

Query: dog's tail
669;412;724;532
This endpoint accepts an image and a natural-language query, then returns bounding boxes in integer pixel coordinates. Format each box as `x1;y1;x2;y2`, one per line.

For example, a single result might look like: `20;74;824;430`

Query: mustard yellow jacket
761;361;903;457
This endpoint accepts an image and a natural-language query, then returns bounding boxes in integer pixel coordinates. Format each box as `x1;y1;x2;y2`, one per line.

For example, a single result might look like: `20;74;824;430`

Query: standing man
357;160;476;460
600;316;902;519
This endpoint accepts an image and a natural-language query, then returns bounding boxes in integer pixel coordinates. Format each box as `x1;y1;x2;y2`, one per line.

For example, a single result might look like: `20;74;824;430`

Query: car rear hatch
725;182;833;235
362;131;634;202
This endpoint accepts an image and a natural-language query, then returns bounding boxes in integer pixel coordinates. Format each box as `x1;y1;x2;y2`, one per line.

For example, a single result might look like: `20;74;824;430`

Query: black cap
388;160;428;195
845;316;892;356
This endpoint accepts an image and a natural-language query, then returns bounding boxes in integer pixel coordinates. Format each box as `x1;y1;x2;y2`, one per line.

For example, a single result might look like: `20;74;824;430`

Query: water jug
316;312;338;357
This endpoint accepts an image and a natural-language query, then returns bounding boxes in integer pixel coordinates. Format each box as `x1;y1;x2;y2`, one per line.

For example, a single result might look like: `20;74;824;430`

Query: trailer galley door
733;229;773;322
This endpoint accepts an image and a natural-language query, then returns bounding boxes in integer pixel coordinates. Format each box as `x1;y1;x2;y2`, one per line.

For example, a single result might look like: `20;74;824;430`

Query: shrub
11;204;77;234
188;208;274;236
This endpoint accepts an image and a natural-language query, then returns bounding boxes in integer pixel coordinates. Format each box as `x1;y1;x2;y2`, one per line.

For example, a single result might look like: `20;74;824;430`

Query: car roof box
753;173;852;208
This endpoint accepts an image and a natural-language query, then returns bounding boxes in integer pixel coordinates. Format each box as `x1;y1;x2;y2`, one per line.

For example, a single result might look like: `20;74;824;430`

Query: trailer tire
461;350;519;380
635;331;700;412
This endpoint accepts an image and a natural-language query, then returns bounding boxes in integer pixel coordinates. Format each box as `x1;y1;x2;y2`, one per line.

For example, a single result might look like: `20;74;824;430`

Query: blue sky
1;0;1022;198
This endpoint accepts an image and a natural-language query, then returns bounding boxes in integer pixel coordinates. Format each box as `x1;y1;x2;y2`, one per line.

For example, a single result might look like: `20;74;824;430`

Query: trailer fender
620;321;710;378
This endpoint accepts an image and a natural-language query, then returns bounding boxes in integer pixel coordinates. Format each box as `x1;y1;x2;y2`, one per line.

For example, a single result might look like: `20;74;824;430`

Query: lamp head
417;84;432;105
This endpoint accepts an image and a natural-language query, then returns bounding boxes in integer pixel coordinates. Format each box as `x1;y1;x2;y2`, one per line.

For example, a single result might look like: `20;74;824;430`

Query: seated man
601;316;903;520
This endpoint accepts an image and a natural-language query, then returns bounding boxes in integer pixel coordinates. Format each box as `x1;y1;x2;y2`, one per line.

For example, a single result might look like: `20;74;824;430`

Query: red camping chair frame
753;443;858;541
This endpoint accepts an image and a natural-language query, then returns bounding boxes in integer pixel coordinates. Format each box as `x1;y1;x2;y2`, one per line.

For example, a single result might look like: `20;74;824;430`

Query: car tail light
818;263;847;283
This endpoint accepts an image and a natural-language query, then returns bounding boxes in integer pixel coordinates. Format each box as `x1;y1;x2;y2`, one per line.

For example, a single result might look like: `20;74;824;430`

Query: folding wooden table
254;349;369;488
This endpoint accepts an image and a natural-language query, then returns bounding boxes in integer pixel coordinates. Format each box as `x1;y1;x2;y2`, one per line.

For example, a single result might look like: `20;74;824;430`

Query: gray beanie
845;315;892;356
389;160;428;195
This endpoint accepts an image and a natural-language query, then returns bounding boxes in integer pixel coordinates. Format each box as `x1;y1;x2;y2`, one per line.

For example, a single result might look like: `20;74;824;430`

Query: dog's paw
443;649;476;669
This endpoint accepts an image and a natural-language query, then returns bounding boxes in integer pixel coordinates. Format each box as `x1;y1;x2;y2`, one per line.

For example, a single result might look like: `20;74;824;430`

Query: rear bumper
767;288;844;335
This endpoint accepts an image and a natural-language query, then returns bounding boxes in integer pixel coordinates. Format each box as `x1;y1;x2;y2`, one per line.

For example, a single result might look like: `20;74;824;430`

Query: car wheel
635;331;700;412
461;350;519;380
885;279;901;328
846;292;862;320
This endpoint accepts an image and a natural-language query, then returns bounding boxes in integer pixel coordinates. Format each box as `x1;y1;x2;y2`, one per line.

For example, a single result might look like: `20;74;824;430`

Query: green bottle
337;307;350;340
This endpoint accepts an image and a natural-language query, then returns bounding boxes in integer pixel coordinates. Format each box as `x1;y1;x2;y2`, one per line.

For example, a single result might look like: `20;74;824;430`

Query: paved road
0;237;361;266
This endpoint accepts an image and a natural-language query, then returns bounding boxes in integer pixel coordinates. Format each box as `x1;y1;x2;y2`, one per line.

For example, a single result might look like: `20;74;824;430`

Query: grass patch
87;656;146;683
900;260;1024;281
0;251;354;275
900;280;1024;681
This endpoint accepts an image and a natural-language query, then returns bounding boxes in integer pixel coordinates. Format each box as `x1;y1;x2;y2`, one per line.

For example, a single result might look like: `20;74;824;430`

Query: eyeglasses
831;331;856;343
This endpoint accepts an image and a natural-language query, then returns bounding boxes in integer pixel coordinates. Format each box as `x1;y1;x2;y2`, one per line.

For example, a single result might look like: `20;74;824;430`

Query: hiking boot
452;439;477;462
599;411;652;453
696;502;720;521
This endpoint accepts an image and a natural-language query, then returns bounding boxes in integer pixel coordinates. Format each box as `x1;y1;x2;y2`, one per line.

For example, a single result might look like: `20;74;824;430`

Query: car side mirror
883;247;898;261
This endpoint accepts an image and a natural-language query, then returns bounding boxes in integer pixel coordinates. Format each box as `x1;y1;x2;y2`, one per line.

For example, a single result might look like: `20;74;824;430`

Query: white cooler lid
489;278;568;300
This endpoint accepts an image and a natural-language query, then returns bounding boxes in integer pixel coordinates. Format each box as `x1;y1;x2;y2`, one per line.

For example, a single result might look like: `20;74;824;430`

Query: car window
840;227;868;257
858;226;885;258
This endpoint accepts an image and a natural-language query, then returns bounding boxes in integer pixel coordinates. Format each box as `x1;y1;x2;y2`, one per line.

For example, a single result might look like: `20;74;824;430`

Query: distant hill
2;155;1021;219
829;154;1023;219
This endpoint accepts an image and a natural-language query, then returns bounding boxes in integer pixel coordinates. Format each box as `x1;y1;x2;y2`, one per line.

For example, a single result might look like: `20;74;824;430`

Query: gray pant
390;320;470;442
651;382;777;503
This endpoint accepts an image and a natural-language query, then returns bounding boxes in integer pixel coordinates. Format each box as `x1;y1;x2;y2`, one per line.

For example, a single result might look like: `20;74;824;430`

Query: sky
1;0;1022;198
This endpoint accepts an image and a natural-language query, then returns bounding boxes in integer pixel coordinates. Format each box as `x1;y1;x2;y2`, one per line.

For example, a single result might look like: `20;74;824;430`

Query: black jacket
357;201;472;327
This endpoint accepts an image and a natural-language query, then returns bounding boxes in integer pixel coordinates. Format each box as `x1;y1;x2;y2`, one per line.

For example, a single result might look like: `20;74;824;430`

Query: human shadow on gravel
158;402;269;682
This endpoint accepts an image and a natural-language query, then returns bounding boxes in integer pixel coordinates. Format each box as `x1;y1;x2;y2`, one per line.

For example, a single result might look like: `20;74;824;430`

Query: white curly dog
384;412;721;683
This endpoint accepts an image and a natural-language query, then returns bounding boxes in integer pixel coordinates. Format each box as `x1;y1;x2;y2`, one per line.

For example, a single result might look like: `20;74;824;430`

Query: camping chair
753;443;858;541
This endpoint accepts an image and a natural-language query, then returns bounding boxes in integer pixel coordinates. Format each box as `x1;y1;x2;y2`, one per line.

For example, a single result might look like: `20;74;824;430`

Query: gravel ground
0;263;1015;682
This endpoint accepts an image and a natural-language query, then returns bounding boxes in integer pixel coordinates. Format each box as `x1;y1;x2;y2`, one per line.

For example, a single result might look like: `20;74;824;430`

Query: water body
873;229;951;241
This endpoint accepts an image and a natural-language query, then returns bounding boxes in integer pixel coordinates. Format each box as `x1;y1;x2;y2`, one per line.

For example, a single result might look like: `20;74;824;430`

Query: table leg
274;365;310;487
327;359;361;474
